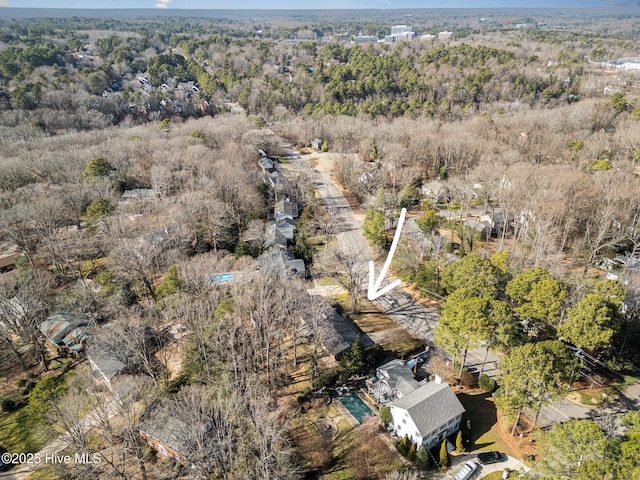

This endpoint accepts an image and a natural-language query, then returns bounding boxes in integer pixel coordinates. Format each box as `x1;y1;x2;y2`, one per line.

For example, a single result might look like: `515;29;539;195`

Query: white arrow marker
367;207;407;301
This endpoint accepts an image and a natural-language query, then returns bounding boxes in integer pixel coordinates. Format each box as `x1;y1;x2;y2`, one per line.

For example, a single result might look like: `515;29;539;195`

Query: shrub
407;443;416;462
397;435;410;457
456;430;464;452
478;373;497;393
439;439;449;467
416;445;431;470
459;371;477;388
1;397;16;412
379;406;392;426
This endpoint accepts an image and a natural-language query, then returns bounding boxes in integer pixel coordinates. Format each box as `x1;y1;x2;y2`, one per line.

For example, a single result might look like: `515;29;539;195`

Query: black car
477;451;503;465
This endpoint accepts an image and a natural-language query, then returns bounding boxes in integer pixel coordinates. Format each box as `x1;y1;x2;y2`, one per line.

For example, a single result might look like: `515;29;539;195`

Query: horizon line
1;5;631;9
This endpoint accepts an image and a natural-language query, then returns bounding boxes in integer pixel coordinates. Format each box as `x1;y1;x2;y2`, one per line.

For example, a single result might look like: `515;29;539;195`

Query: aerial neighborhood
1;4;640;480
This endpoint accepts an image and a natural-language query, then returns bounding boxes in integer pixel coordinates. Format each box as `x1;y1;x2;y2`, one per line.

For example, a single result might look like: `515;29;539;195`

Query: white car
382;295;396;306
455;461;478;480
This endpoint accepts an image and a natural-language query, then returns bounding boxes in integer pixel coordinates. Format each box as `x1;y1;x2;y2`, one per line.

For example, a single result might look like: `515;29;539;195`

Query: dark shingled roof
391;383;465;437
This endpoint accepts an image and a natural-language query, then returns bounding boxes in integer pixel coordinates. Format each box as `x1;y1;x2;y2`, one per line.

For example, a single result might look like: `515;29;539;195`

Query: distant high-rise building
386;25;415;43
391;25;413;36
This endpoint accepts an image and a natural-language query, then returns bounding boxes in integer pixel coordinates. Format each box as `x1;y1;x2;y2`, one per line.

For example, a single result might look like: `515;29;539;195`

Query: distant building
354;35;378;44
419;34;436;41
438;31;453;41
391;25;413;36
384;26;415;44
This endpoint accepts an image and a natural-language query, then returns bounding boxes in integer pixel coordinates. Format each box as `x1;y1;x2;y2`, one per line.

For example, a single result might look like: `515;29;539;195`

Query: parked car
477;451;503;465
382;295;396;306
454;460;478;480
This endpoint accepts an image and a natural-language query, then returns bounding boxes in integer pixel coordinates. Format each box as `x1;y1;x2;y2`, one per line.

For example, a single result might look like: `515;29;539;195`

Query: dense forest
1;7;640;480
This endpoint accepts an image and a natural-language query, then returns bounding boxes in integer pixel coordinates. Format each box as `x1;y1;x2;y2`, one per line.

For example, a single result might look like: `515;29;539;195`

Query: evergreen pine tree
407;443;417;462
339;334;366;375
439;440;449;467
456;430;465;453
397;434;410;457
416;446;431;471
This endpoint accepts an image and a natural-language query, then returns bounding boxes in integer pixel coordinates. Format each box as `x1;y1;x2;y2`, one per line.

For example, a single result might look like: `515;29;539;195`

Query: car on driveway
454;460;478;480
382;295;396;306
477;451;503;465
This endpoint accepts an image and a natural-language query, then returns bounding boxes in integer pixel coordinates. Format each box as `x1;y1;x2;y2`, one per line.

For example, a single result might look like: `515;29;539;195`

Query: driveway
446;453;528;479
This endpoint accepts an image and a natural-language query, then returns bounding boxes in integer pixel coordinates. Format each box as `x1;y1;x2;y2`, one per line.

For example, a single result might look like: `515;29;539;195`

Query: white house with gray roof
389;382;465;449
367;359;420;404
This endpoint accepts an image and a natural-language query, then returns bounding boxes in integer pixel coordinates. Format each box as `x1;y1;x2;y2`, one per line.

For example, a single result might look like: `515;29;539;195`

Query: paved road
284;142;640;431
538;380;640;431
286;152;503;372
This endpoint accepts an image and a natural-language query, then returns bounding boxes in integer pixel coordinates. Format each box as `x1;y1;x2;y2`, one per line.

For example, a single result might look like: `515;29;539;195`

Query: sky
4;0;639;10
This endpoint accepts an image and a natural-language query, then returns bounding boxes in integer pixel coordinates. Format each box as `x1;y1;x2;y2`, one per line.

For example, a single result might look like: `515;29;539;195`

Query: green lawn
0;406;54;453
481;472;504;480
0;369;77;454
457;391;516;458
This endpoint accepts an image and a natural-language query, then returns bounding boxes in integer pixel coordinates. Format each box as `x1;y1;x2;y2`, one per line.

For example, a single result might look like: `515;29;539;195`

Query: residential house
259;156;276;173
274;198;299;220
389;382;465;449
0;297;28;327
614;253;640;273
479;209;511;238
177;81;197;92
311;138;323;150
139;402;189;464
87;347;128;393
143;225;174;247
0;243;21;273
276;217;296;243
266;171;284;197
264;223;288;250
464;218;490;240
39;313;92;354
122;188;157;200
258;249;305;279
438;31;454;40
421;180;450;203
367;359;420;404
300;305;364;361
287;259;306;277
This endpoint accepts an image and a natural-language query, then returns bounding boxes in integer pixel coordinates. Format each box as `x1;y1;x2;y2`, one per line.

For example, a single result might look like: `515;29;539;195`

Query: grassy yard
0;368;78;455
456;390;516;458
0;406;55;453
290;397;402;479
25;464;59;480
332;295;424;358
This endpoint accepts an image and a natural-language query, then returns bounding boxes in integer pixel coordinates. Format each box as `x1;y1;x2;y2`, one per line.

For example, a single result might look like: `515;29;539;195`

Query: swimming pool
208;272;235;283
339;393;374;424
